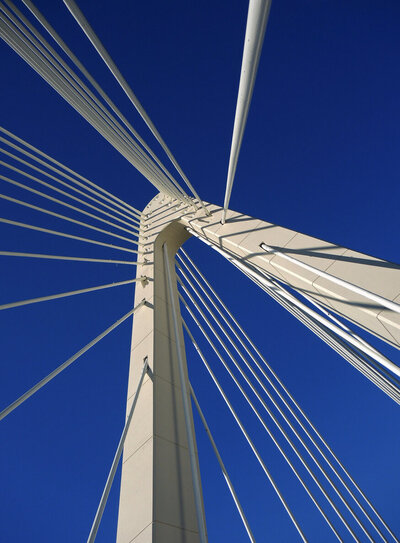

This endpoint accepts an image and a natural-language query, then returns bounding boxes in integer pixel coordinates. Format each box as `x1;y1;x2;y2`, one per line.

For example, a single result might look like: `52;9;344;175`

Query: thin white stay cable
297;305;400;402
0;139;142;229
297;288;386;354
182;292;354;542
178;248;399;542
181;313;311;543
178;276;371;542
234;256;400;404
3;0;188;203
0;163;141;239
182;235;400;402
211;241;400;403
0;188;142;250
182;286;388;542
296;289;400;391
185;232;400;407
260;243;400;316
0;16;183;202
0;277;146;311
221;0;272;224
179;249;390;388
296;295;400;403
14;0;192;205
189;382;255;543
0;2;183;201
0;126;142;221
0;14;161;198
0;216;141;256
0;251;137;265
0;299;146;421
63;0;209;214
86;358;148;543
188;229;400;380
177;255;392;543
241;261;400;385
163;243;208;543
3;9;181;203
239;263;400;405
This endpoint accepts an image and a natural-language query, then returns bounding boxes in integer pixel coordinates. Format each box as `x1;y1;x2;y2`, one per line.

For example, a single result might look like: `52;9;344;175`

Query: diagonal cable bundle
178;247;399;542
0;126;147;260
63;0;209;215
187;229;400;405
178;248;399;542
0;0;200;204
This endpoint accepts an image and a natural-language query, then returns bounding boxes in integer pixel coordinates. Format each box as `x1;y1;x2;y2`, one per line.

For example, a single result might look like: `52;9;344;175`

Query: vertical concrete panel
116;195;205;543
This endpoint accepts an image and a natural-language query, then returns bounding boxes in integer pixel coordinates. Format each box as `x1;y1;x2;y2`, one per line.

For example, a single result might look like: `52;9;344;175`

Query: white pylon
117;193;400;543
116;193;206;543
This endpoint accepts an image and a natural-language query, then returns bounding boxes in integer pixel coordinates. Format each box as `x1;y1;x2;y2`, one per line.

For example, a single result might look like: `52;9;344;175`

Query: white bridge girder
117;193;400;543
180;202;400;350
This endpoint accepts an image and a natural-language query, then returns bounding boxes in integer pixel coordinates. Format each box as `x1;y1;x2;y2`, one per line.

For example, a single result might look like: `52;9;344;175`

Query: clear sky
0;1;399;542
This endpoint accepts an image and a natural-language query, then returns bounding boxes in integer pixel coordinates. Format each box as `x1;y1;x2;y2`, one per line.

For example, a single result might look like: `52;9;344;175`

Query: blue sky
0;1;399;541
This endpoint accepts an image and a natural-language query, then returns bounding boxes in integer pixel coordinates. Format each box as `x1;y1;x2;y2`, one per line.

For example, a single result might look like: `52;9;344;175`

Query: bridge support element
117;192;400;542
116;194;206;543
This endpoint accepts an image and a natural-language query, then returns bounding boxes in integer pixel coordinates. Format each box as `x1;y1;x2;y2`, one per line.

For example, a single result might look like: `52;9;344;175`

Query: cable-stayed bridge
0;1;399;542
